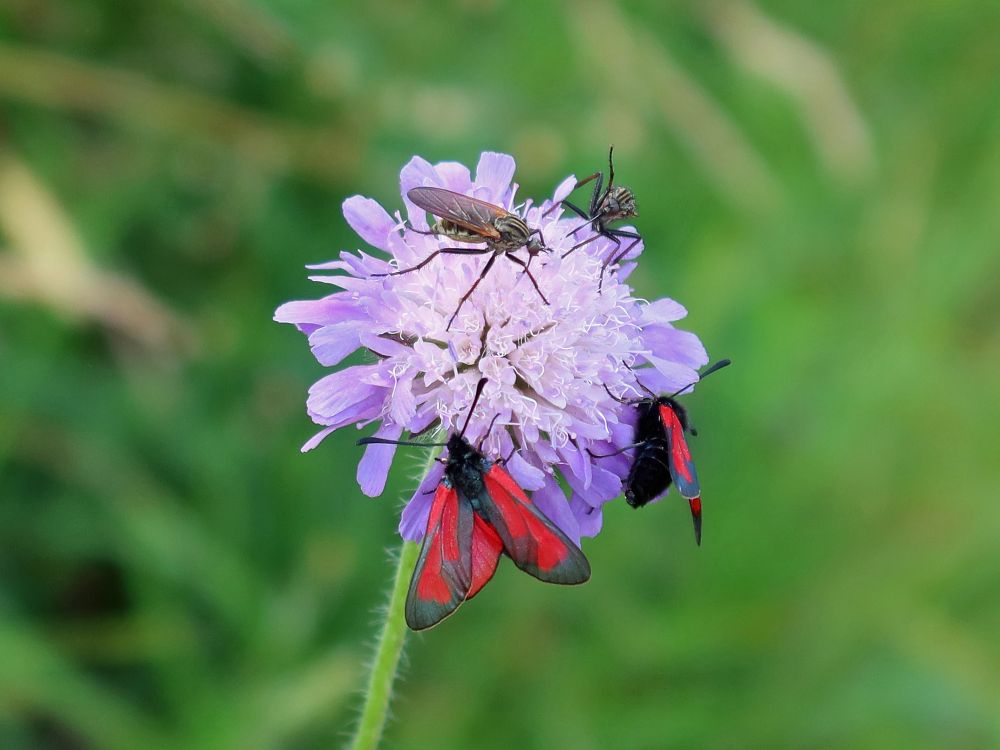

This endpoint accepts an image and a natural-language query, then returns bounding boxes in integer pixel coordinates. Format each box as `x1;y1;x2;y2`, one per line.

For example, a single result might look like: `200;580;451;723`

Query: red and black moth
358;379;591;630
599;359;731;546
376;187;551;330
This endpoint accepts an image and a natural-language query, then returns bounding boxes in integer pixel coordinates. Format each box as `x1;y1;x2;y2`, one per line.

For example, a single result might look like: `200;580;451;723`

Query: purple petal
563;462;622;507
308;322;363;366
358;332;411;359
642;325;708;369
400;156;441;229
408;404;440;435
342;196;396;251
301;425;337;452
306;390;385;435
399;462;445;541
434;161;472;192
388;372;417;425
505;451;546;491
533;474;581;546
307;365;385;422
274;295;364;327
643;298;688;325
552;175;577;204
357;422;403;497
571;494;604;538
558;441;592;490
473;152;516;204
300;390;385;452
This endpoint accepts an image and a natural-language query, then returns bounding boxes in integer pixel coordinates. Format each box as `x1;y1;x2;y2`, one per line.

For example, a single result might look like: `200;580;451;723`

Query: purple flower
275;152;709;544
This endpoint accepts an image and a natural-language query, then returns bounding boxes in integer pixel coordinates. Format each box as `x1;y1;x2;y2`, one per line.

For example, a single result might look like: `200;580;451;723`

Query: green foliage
2;1;999;747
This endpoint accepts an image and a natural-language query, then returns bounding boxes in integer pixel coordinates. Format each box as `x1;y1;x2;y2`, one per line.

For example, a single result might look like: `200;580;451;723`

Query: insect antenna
356;437;447;448
458;377;489;439
664;358;732;400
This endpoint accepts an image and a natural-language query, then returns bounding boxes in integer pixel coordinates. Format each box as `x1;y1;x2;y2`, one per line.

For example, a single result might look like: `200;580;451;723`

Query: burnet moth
358;378;591;630
599;359;731;546
545;145;640;289
376;187;551;330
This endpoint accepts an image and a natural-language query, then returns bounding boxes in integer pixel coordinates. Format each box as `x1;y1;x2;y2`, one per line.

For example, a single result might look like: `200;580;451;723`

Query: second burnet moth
376;186;552;330
358;378;591;631
599;359;731;546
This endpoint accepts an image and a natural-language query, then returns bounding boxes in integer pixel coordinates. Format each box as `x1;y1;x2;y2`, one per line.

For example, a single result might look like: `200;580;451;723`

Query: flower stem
348;454;433;750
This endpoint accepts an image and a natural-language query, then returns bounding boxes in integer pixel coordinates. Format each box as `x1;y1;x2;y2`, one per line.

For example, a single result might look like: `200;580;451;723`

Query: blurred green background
2;1;999;748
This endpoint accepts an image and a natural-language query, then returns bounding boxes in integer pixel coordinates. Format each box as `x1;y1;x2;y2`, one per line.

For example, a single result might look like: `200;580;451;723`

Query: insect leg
561;201;593;236
587;442;644;459
372;246;490;278
560;230;602;259
446;253;499;331
506;253;550;306
541;171;600;218
598;230;642;291
589;168;605;218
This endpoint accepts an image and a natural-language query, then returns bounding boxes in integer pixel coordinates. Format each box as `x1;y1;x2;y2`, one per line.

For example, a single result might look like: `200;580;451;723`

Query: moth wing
404;483;474;630
659;404;700;499
466;515;503;601
659;403;703;545
478;465;590;585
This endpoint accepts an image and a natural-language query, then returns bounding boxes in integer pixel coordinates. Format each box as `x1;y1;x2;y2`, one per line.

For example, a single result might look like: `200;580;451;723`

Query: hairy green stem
347;455;432;750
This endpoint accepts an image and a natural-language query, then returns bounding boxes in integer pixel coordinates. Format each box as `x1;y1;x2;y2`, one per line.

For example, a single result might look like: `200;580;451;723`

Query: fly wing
405;482;474;630
478;465;590;585
407;187;504;239
466;515;503;601
659;403;703;545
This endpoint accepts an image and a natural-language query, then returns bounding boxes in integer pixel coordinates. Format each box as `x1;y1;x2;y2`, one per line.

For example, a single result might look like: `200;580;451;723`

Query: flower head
275;152;708;544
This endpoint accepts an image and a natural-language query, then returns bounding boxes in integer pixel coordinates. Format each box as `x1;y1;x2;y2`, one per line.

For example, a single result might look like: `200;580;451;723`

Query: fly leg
506;253;550;306
446;252;499;331
372;246;490;278
598;230;642;290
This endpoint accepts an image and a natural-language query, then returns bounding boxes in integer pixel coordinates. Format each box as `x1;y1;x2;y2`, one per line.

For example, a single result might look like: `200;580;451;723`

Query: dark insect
377;187;551;330
548;145;641;289
358;378;591;630
599;359;731;546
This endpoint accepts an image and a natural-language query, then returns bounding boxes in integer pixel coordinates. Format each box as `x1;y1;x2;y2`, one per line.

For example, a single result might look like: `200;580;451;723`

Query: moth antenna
665;359;732;400
622;362;658;399
356;437;447;448
458;377;489;439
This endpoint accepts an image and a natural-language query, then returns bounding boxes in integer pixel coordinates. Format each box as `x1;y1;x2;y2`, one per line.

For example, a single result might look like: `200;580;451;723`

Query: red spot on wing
480;466;590;585
467;516;503;600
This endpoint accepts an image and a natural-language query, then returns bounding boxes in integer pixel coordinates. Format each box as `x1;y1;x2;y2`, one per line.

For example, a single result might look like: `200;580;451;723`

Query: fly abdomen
433;220;488;244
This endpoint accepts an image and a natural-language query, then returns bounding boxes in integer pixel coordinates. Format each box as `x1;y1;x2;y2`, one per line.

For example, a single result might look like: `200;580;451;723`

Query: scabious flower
275;152;708;545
